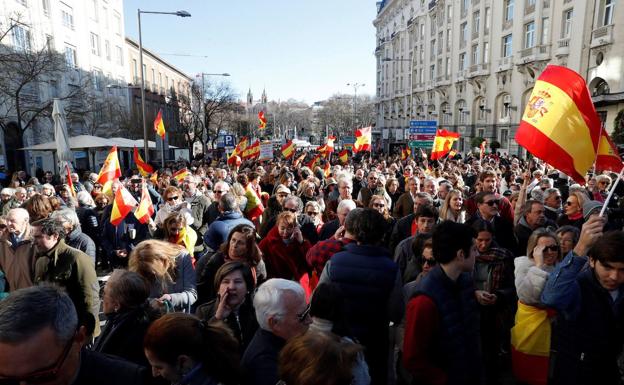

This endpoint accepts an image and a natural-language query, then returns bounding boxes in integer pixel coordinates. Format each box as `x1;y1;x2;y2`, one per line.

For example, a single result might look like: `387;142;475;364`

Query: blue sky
123;0;378;104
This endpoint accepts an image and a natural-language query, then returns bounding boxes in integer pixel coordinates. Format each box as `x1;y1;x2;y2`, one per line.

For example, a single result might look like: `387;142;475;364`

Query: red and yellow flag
326;136;336;153
480;140;487;161
65;164;76;198
97;146;122;195
258;111;267;129
515;65;602;184
339;149;349;164
154;109;166;139
134;182;154;224
323;162;331;177
133;146;154;177
431;129;460;160
172;168;189;183
595;129;623;172
293;152;307;167
110;185;138;226
243;140;260;160
353;126;372;153
307;154;321;170
230;136;248;158
448;149;458;158
149;171;158;185
281;140;296;159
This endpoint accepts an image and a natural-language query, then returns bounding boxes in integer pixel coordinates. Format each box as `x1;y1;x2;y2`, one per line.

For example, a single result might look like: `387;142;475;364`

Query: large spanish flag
281;140;296;159
133;146;154;177
154;109;166;139
110;185;138;226
353;126;372;153
231;136;248;158
430;129;460;160
595;129;623;172
97;146;121;195
134;181;154;224
243;140;260;160
515;65;602;184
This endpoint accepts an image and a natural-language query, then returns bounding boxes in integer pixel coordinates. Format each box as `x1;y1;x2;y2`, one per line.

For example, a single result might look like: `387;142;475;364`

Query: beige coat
0;225;36;290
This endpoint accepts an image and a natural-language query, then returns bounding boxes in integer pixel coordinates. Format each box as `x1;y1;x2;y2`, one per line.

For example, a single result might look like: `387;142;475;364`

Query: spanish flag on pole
110;185;138;226
154;109;166;139
307;154;321;170
172;168;189;183
133;146;154;177
97;146;121;196
339;149;349;164
326;136;336;153
134;181;154;224
258;111;267;130
480;140;487;161
65;163;76;198
281;140;296;159
595;129;623;172
353;126;372;153
515;65;602;184
293;152;307;167
431;130;460;160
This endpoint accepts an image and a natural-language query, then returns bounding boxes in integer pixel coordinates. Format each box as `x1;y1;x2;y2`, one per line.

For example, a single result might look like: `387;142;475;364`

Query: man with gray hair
32;218;100;337
1;187;19;215
183;174;212;255
542;187;562;222
0;208;36;290
203;193;254;251
41;183;55;198
50;209;96;264
319;198;357;241
0;286;146;384
207;180;231;225
241;278;310;385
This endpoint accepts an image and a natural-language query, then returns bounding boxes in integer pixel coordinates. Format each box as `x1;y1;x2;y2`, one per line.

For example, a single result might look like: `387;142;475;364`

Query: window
484;8;491;34
104;40;110;60
12;25;31;52
446;29;451;51
133;59;138;81
65;45;77;67
62;8;74;30
16;0;27;6
527;0;536;6
438;31;444;52
460;0;468;15
90;0;98;21
115;46;123;65
90;33;100;56
45;34;53;51
102;6;108;29
473;11;480;35
419;46;424;63
524;22;535;49
504;0;514;22
483;41;490;63
114;12;121;35
502;35;513;57
447;4;452;21
562;9;573;38
500;129;509;147
602;0;614;26
431;39;436;56
92;68;103;91
437;59;442;75
430;64;435;80
541;17;549;45
460;22;468;44
471;45;479;65
459;53;466;70
431;15;436;35
42;0;50;16
446;57;451;76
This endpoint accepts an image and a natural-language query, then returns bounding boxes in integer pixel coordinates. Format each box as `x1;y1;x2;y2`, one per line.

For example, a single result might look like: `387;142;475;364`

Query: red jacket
259;226;311;280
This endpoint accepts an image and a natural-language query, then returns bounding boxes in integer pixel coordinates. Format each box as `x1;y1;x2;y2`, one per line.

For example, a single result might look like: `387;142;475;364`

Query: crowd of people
0;149;623;385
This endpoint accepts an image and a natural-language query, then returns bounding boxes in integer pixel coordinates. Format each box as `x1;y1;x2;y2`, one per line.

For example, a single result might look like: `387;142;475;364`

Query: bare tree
79;94;132;137
201;80;238;153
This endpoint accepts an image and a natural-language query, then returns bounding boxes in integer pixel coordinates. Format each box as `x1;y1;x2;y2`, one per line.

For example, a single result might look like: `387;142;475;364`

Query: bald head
7;208;29;235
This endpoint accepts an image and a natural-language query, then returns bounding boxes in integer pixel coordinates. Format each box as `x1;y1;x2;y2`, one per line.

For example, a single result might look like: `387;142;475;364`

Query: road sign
217;135;235;148
341;136;356;145
409;141;434;148
409;120;437;130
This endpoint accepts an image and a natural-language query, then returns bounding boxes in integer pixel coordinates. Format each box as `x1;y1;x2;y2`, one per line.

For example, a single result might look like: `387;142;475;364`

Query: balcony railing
556;38;570;56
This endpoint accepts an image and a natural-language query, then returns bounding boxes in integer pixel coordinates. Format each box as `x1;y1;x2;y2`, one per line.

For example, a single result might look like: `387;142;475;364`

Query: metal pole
138;9;149;163
161;135;165;168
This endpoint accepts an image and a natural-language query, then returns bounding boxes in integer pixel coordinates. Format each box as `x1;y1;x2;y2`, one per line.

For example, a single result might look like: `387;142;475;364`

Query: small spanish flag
515;65;602;184
154;109;166;139
307;154;321;170
134;181;154;224
448;149;458;158
150;171;158;185
281;140;296;159
339;149;349;164
353;126;372;153
325;136;336;153
97;146;122;196
595;129;623;173
323;162;331;177
401;147;408;161
110;185;138;226
293;152;307;167
172;168;189;183
258;111;267;129
480;140;487;161
431;129;460;160
65;163;76;198
133;146;154;177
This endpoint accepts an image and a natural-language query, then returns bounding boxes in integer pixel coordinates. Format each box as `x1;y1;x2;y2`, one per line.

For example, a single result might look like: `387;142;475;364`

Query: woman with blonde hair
129;239;196;313
153;186;194;228
160;212;198;257
556;190;587;230
438;189;466;223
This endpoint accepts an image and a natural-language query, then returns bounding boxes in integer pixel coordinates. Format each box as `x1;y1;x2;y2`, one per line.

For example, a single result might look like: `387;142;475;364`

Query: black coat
319;219;340;241
196;297;259;353
74;349;148;385
241;329;285;385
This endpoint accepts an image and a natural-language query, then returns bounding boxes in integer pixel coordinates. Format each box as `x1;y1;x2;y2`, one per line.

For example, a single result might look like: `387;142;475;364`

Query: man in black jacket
0;286;147;385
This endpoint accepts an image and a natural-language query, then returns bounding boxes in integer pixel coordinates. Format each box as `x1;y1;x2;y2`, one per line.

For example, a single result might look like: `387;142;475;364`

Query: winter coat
66;227;96;265
203;211;254;252
0;224;36;290
259;226;310;280
146;252;197;312
514;256;554;305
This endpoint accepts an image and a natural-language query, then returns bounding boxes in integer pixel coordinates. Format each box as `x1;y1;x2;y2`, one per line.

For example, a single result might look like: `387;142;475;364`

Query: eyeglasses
0;330;76;384
284;208;298;213
565;201;575;206
306;211;319;216
297;303;311;323
166;196;179;201
214;190;226;194
483;199;500;206
543;245;559;252
423;258;437;266
372;203;386;208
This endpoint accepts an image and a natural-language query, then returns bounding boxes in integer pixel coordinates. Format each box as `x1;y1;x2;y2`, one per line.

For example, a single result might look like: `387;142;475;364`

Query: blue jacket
541;252;624;385
203;211;254;251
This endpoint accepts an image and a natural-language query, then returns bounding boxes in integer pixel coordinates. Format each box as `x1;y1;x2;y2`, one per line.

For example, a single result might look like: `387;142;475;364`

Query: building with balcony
0;0;127;173
374;0;623;156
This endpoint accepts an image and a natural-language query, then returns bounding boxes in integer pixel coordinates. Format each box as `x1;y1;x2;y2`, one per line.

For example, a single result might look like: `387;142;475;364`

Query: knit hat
583;200;603;221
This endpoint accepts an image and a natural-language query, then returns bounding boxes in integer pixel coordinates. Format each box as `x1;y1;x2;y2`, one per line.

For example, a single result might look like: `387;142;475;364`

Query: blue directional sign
409;120;437;148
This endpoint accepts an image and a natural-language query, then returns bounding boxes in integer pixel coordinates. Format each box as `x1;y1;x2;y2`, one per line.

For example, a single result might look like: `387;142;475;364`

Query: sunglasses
306;211;319;216
483;199;500;206
284;208;298;213
423;258;437;266
166;196;179;201
0;330;76;384
0;224;6;229
372;203;386;208
565;201;575;206
214;190;226;194
543;245;559;252
297;303;311;323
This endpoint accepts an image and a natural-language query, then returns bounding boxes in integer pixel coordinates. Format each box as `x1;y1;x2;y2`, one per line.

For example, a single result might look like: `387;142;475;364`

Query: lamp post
138;9;191;167
346;82;365;127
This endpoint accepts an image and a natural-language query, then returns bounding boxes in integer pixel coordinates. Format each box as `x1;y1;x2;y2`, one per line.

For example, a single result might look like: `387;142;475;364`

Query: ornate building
374;0;623;155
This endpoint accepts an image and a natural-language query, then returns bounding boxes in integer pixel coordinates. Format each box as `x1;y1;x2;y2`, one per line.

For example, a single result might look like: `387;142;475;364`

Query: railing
469;64;479;73
558;38;570;48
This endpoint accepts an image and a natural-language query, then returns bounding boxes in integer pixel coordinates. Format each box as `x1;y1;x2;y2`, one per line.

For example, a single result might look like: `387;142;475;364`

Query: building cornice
125;37;192;81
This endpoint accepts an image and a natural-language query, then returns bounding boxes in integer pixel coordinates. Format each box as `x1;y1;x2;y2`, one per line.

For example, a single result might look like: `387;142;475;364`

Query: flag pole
599;165;624;217
161;136;165;169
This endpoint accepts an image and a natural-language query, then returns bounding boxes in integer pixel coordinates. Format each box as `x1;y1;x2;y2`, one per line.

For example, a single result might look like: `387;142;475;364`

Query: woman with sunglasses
196;261;258;353
556;190;587;230
195;224;265;307
151;186;194;231
511;229;561;385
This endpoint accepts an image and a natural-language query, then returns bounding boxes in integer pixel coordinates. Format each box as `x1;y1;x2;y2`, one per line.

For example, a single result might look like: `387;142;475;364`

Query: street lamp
346;82;365;126
138;8;191;166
